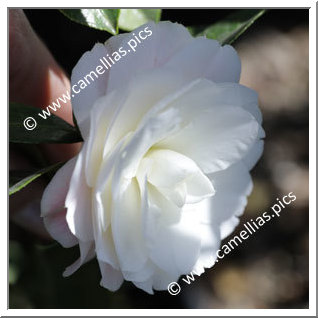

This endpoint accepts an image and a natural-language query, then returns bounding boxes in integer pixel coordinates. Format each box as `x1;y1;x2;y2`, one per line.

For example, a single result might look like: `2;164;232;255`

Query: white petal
41;157;76;217
133;280;154;295
184;172;215;204
205;44;241;83
145;149;215;206
159;104;260;174
219;216;240;240
205;162;253;239
143;183;181;233
41;157;78;247
131;267;179;292
43;209;77;248
158;183;187;208
93;136;130;268
111;107;182;192
123;260;155;283
94;227;120;270
106;21;192;93
146;186;202;277
65;144;94;242
166;37;241;83
71;43;109;136
111;178;148;272
152;79;263;135
98;260;124;291
103;68;187;157
145;149;201;188
70;32;129;135
149;79;263;174
195;82;263;124
152;269;179;291
84;90;120;186
63;240;95;277
242;139;264;171
193;220;221;274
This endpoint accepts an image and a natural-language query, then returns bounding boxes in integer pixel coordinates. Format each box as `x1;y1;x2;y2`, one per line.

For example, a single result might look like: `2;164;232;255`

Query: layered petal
133;266;178;294
102;68;187;157
106;21;193;93
111;107;182;192
146;188;203;278
111;178;148;272
84;90;122;186
158;104;260;174
71;43;109;137
43;209;77;248
65;143;94;242
41;157;76;217
63;240;95;277
123;260;156;285
144;149;214;206
98;260;124;291
41;157;78;248
166;37;241;83
205;161;253;239
193;221;221;275
71;33;131;136
242;139;264;171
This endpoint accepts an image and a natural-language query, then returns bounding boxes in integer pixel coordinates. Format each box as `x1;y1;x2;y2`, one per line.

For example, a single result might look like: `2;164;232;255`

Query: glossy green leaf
9;102;83;144
118;9;161;31
60;9;119;34
9;162;63;196
193;9;266;45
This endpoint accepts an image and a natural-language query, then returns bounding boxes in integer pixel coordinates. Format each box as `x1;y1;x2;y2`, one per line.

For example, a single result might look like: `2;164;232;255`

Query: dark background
10;9;309;309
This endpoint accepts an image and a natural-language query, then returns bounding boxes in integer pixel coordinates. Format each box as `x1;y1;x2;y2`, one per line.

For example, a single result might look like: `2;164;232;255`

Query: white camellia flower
41;21;264;294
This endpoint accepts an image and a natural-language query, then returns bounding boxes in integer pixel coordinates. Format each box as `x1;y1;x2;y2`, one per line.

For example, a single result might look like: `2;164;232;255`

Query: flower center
136;148;215;208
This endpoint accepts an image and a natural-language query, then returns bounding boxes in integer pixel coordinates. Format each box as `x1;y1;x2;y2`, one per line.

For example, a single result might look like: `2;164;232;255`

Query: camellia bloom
41;21;264;294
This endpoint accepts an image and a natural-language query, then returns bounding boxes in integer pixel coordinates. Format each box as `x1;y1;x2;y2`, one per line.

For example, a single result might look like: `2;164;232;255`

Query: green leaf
118;9;161;31
193;9;266;45
60;9;119;34
9;162;63;196
9;102;83;144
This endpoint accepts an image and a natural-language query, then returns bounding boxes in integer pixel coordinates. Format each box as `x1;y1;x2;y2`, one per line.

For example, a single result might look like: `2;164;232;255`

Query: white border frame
3;1;316;316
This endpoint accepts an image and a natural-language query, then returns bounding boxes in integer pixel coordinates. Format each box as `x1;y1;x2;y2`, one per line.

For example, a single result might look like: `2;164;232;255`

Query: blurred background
9;9;309;309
